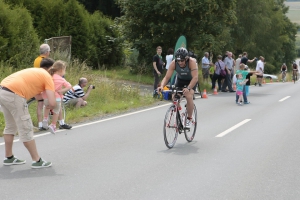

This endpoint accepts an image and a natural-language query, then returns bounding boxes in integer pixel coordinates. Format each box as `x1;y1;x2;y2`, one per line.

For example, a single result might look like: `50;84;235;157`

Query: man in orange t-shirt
0;67;56;168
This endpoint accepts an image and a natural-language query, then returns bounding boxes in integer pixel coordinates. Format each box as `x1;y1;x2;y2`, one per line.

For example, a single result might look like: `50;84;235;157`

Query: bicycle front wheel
184;104;197;142
163;105;179;149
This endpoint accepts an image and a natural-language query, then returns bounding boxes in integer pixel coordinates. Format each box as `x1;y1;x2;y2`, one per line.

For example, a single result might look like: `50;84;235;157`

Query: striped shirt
63;85;85;103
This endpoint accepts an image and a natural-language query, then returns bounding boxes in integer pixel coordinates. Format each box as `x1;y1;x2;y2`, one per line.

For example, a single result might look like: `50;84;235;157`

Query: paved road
1;81;300;200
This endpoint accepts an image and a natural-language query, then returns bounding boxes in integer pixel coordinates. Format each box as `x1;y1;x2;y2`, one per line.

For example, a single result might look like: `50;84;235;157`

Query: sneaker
254;83;257;86
42;120;49;130
185;118;192;128
31;158;52;169
3;156;26;166
244;101;250;104
238;102;242;106
39;127;47;131
48;124;56;134
259;84;262;87
59;124;72;129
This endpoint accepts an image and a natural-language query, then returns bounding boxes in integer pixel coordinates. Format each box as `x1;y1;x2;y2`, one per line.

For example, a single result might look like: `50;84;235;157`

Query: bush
0;0;39;68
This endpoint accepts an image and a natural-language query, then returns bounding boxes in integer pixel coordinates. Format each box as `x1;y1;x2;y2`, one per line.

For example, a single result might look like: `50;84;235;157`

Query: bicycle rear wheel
184;104;197;142
163;105;179;149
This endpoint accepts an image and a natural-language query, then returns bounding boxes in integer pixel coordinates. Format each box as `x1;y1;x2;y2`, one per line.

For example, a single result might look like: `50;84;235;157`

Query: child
236;74;248;106
209;65;214;84
42;60;72;134
236;63;258;104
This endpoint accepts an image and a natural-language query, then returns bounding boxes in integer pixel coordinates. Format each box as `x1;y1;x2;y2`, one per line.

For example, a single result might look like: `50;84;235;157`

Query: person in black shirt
152;46;165;95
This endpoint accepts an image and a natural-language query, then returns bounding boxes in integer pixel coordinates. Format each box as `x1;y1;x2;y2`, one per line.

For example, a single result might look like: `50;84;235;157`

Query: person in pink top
42;60;72;134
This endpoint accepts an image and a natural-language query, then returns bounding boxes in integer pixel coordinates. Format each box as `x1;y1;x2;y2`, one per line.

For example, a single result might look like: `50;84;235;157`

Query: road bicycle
281;70;286;83
163;86;197;149
292;69;298;84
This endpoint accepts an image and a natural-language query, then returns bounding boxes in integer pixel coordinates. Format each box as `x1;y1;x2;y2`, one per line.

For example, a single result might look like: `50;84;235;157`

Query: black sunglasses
177;59;185;63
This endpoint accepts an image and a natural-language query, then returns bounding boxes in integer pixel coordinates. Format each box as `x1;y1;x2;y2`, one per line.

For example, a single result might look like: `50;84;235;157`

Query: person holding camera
63;77;94;108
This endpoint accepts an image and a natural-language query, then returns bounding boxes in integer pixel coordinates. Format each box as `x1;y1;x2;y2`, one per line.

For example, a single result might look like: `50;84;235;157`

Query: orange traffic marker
213;87;218;95
202;89;208;98
263;79;266;84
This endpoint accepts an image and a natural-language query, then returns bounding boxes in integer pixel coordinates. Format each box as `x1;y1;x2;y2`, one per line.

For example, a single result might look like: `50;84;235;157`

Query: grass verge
0;60;157;137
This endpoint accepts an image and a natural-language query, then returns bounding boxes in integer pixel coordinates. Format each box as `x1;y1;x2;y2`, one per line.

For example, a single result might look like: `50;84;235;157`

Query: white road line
215;119;252;138
0;102;174;146
279;96;291;102
0;96;205;146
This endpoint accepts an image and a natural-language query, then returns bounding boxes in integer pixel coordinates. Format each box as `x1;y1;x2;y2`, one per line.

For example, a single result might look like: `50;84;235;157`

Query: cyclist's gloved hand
157;86;163;93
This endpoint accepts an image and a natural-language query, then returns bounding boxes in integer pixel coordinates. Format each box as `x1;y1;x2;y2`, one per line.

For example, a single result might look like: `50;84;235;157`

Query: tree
88;11;123;68
77;0;120;18
116;0;236;64
230;0;298;73
0;0;39;67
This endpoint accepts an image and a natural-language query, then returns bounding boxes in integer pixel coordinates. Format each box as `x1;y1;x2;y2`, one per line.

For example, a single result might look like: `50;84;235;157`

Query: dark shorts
202;68;209;79
175;78;197;91
256;75;263;78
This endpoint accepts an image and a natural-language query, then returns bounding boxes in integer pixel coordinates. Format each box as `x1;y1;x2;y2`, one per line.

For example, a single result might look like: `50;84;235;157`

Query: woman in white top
165;48;174;70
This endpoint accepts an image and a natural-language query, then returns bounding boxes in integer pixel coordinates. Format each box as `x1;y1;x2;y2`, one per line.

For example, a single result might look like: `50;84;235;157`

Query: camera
90;85;95;89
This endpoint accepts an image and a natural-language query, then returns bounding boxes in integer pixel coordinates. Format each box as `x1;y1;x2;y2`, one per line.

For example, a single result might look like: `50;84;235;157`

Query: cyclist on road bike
281;63;287;82
292;62;298;72
292;62;298;80
158;47;198;128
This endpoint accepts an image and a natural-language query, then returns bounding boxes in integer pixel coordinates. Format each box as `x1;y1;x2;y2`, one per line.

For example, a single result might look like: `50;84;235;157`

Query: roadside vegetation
1;0;300;135
0;58;156;136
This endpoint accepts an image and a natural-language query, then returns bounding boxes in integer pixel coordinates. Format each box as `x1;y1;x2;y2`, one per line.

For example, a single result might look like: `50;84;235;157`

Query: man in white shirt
255;56;265;86
201;52;213;84
235;54;242;73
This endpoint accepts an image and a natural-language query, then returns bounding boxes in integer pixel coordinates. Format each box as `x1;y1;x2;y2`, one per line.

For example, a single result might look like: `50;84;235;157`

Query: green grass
91;67;154;85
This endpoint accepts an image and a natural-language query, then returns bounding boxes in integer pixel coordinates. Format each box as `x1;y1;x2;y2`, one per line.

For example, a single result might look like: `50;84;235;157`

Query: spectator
36;58;55;131
222;52;235;92
236;74;248;106
165;48;174;71
201;52;213;84
42;61;72;134
209;65;214;84
254;56;265;87
235;54;242;73
63;78;94;108
245;65;253;96
33;44;51;131
152;46;165;96
34;44;51;68
0;67;56;168
236;64;258;104
165;48;174;85
240;52;256;65
212;55;225;91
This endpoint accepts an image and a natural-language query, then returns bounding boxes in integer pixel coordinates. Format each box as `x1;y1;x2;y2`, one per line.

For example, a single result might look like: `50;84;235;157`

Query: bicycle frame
169;87;189;132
